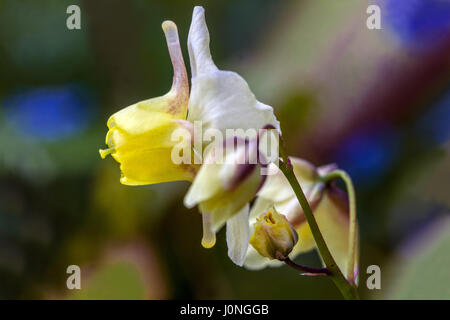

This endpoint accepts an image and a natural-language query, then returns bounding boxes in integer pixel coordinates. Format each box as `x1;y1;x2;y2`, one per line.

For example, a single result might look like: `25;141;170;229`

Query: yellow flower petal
99;20;194;185
249;207;298;260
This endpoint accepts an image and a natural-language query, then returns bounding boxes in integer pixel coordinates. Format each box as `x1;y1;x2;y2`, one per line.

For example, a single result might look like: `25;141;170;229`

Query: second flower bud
249;207;298;261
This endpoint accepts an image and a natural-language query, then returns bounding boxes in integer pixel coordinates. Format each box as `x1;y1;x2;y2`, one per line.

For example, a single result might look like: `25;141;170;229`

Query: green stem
277;147;359;299
322;170;358;284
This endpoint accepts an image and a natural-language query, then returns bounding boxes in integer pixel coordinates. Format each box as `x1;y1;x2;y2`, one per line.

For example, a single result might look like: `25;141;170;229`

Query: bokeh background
0;0;449;299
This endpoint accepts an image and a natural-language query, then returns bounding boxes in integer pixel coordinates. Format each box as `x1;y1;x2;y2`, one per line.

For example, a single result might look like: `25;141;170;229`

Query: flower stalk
283;257;331;276
278;144;359;300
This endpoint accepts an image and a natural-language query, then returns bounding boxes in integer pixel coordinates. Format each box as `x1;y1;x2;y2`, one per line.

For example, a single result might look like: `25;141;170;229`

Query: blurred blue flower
2;85;93;141
416;90;450;145
383;0;450;47
335;127;399;186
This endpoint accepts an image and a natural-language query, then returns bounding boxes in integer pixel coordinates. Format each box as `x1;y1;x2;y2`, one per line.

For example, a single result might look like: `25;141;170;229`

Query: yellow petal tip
201;237;216;249
99;147;114;159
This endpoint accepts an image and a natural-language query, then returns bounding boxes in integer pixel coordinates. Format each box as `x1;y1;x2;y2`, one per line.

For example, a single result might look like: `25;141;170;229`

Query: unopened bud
249;207;298;260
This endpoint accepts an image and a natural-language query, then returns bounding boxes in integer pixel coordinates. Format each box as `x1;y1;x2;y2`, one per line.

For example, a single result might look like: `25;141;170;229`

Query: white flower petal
188;6;217;78
257;159;318;204
226;204;251;266
184;141;257;209
183;161;222;208
207;166;261;232
249;197;273;222
257;164;294;203
274;197;302;223
187;6;280;136
243;246;283;270
291;157;319;182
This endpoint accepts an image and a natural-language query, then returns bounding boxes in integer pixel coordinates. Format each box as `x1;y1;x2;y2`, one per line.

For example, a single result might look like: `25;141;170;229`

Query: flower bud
249;207;298;261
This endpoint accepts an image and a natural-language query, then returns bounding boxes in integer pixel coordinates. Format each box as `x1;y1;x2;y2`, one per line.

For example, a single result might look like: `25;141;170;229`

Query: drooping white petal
226;204;250;266
201;213;216;248
187;6;280;137
183;160;222;208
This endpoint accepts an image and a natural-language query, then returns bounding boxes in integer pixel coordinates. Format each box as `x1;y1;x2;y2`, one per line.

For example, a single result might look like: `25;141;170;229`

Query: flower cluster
99;6;355;276
245;158;354;276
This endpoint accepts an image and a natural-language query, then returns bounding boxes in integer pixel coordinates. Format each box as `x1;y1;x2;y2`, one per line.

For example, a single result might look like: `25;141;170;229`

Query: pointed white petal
226;204;250;266
187;6;280;136
188;6;217;78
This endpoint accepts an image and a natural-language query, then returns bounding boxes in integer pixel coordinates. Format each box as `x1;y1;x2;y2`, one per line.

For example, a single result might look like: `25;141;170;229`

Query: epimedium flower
181;7;280;265
100;6;279;183
244;157;357;280
99;6;280;266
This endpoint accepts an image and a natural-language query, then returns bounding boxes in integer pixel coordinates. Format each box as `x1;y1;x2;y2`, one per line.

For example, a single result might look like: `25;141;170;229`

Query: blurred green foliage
386;218;450;299
70;261;146;300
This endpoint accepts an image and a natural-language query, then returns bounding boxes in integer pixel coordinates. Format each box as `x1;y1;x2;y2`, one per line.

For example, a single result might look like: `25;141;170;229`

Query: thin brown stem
283;257;331;276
